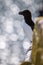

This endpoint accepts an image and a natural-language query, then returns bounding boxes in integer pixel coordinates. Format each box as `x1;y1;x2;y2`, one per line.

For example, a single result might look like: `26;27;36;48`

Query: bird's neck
26;18;34;30
30;21;34;30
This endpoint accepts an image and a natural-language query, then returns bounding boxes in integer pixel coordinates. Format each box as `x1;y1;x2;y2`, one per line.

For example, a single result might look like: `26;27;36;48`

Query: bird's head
19;10;31;19
19;10;34;30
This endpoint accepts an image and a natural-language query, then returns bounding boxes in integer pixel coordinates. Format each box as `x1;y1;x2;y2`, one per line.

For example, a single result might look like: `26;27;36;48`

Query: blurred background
0;0;43;65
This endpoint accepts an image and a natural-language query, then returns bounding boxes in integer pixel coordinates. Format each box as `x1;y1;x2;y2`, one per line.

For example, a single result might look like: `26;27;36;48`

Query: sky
0;0;43;65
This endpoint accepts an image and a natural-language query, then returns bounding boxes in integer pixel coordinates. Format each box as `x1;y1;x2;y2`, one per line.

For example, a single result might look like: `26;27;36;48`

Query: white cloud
5;0;20;15
25;51;31;61
0;35;6;49
10;4;20;15
14;20;25;40
23;40;31;50
5;18;13;33
17;28;25;40
0;15;6;23
22;0;33;5
14;20;21;28
11;56;20;64
18;28;25;36
4;0;12;6
5;10;13;17
9;34;18;41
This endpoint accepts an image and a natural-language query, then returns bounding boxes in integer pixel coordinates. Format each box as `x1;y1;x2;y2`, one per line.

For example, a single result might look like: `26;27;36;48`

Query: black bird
19;10;34;30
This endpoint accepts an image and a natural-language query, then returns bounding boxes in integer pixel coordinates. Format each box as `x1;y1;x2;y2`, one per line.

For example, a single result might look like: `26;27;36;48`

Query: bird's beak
19;11;23;15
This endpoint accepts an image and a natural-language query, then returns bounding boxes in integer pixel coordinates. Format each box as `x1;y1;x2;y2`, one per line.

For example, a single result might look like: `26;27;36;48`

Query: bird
19;10;34;31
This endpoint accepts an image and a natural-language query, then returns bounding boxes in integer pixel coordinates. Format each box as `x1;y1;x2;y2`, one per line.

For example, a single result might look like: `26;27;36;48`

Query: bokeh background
0;0;43;65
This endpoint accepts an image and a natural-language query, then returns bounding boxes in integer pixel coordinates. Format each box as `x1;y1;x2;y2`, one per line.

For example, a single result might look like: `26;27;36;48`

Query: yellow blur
20;17;43;65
